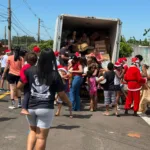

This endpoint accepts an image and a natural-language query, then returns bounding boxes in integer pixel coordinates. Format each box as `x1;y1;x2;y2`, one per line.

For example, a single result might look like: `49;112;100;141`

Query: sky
0;0;150;41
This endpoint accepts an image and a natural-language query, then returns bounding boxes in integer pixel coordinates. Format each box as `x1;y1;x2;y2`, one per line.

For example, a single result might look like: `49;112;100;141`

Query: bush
119;42;133;58
28;40;53;51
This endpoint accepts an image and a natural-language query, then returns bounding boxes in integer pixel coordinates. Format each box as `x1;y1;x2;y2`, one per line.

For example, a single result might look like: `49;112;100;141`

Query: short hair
107;62;114;70
135;55;143;61
26;52;37;66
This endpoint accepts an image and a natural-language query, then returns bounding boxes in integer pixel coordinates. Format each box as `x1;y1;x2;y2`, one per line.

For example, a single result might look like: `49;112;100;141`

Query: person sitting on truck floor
59;42;71;66
79;33;90;45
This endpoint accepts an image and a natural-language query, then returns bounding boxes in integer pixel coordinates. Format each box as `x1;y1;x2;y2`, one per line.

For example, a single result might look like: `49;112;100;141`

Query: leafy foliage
127;37;149;46
12;36;36;46
119;36;133;57
28;40;53;51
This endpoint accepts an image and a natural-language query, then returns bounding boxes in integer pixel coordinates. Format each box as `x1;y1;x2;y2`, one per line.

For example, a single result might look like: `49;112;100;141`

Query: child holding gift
55;65;73;118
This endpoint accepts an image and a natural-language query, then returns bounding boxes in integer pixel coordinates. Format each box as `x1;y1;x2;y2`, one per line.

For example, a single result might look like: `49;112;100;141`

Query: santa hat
33;46;40;53
117;58;123;64
57;65;68;74
122;57;127;62
4;49;11;54
54;51;59;57
131;57;140;63
114;62;121;67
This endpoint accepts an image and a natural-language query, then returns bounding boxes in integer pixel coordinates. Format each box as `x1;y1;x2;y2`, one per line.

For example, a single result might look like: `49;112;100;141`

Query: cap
5;49;11;54
33;46;40;53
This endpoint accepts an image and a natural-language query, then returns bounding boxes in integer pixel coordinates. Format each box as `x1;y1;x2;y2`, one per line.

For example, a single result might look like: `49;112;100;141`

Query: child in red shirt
18;52;38;115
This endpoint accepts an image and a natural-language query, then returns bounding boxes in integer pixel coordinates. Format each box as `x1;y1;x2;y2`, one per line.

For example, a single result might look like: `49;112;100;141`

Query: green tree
28;40;53;51
0;39;8;45
141;38;149;46
12;36;36;46
119;41;133;58
39;40;53;49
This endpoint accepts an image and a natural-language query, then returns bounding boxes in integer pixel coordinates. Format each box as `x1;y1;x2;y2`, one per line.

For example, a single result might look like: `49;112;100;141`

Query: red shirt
20;64;31;84
123;64;128;74
72;62;82;76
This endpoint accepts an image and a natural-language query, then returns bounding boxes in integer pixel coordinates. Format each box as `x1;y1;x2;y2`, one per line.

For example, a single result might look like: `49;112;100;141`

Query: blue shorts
26;109;54;129
104;91;116;105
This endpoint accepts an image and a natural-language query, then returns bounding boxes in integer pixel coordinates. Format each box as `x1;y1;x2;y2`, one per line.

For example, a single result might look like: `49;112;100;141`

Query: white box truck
53;14;122;63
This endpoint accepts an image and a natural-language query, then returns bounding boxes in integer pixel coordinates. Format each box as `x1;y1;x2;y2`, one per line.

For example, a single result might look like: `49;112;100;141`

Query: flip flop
103;112;110;116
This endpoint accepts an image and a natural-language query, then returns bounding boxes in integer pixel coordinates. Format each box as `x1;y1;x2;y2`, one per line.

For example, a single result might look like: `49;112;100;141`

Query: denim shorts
26;109;54;129
104;91;116;105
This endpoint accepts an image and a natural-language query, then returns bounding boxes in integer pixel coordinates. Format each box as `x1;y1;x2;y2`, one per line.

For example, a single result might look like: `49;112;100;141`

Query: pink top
89;77;97;93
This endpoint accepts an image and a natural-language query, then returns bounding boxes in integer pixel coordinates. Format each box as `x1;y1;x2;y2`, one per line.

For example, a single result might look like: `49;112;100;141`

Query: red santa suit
124;57;147;112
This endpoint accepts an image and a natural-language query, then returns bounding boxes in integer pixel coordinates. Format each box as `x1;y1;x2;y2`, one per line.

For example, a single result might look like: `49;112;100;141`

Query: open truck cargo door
53;15;63;51
53;14;122;62
111;19;122;63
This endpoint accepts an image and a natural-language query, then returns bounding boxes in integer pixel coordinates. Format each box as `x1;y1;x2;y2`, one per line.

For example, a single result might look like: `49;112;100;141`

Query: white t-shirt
114;70;121;85
1;55;8;68
83;66;88;74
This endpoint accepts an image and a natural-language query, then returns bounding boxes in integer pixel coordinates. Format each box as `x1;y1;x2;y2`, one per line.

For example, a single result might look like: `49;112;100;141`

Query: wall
127;46;150;66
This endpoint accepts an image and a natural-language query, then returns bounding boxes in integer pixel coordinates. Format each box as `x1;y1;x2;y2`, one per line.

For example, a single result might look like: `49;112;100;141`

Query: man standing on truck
59;42;71;66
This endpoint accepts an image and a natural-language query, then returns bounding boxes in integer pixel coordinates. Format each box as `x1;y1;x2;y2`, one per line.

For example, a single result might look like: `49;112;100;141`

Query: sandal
103;112;110;116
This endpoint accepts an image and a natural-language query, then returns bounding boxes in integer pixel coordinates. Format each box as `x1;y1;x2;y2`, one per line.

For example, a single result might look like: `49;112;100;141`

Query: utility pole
38;18;40;43
4;26;6;46
8;0;11;50
17;33;19;45
26;35;28;49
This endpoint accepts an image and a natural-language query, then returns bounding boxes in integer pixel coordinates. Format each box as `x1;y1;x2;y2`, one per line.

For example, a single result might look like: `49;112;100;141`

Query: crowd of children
54;49;150;117
0;46;149;118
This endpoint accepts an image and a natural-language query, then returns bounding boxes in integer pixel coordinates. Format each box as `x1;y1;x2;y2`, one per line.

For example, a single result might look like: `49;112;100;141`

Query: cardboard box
95;40;105;45
101;53;110;61
95;40;106;49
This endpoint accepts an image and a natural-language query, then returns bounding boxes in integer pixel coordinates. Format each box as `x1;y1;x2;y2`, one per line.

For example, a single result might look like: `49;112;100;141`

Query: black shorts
1;68;9;80
1;67;5;74
114;85;121;91
7;73;20;84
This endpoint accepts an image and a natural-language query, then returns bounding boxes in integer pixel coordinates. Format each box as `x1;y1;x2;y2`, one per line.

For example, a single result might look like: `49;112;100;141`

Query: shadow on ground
0;117;16;122
64;114;92;119
51;124;80;130
0;100;8;103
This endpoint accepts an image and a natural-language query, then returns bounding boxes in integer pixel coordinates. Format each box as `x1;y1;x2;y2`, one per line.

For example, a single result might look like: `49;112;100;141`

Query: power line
12;25;19;35
22;0;38;19
22;0;52;39
0;20;7;22
12;11;36;35
0;14;7;19
0;4;7;8
41;21;52;40
0;11;7;16
12;22;31;36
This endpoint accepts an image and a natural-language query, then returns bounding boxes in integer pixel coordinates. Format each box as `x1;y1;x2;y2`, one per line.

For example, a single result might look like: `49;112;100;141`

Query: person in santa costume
124;57;147;116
